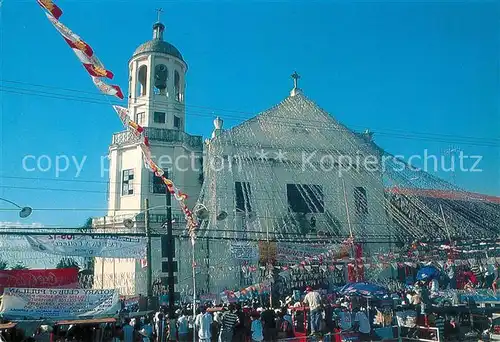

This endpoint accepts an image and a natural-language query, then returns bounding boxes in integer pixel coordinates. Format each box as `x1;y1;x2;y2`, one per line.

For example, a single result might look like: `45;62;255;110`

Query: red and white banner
37;0;197;236
37;0;63;20
45;13;93;59
92;77;124;99
0;268;78;294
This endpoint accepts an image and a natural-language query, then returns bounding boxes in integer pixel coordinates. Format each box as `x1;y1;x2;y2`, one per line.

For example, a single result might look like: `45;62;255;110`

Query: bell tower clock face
154;64;168;91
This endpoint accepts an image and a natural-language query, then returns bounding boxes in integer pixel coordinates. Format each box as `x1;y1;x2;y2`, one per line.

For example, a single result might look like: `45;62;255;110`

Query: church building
92;18;392;297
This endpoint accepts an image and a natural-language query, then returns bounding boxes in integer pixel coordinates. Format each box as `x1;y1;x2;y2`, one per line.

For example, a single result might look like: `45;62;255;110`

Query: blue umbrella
416;266;440;281
339;282;388;298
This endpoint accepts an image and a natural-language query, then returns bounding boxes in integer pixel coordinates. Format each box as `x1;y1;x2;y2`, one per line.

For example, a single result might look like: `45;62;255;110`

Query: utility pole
342;178;357;282
206;238;210;292
165;171;175;318
145;198;153;304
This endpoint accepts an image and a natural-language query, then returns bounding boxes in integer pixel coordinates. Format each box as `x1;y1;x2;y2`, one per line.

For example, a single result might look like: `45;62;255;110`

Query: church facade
93;20;392;297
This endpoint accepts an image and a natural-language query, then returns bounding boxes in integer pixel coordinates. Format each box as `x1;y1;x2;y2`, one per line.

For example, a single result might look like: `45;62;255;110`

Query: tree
11;263;28;270
56;258;79;269
0;260;7;270
80;217;93;233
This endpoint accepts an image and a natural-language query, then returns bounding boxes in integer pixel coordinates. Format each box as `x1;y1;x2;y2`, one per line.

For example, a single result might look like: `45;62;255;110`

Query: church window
354;186;368;215
235;182;252;212
135;112;145;125
286;184;324;213
137;65;147;97
122;169;134;195
154;112;166;124
174;70;181;102
174;116;181;129
151;173;166;194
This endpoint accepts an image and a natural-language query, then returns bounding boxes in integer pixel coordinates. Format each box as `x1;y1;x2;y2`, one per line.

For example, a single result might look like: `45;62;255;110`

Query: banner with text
230;242;259;261
0;288;120;319
25;235;146;258
0;268;79;294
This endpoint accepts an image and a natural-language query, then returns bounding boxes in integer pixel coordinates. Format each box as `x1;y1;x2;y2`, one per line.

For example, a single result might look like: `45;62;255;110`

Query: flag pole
342;178;357;281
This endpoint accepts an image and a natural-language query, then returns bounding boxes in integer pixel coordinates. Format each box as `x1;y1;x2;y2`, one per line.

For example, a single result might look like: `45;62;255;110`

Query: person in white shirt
250;313;264;342
302;286;323;335
195;306;213;342
354;309;371;340
430;278;439;293
154;309;166;341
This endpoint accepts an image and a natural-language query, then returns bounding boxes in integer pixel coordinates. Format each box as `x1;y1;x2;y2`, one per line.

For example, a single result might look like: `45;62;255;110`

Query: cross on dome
156;8;164;22
290;71;302;96
291;71;300;88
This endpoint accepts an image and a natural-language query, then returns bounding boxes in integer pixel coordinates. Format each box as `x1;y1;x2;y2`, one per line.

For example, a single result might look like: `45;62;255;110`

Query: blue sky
0;0;499;228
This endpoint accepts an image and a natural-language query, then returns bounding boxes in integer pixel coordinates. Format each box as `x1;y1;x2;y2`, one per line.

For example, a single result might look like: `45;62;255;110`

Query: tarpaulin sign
0;288;120;319
25;235;146;258
230;242;258;261
0;268;78;294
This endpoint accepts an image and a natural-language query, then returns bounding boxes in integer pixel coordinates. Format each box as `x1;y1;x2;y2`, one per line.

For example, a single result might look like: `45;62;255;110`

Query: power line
0;81;498;147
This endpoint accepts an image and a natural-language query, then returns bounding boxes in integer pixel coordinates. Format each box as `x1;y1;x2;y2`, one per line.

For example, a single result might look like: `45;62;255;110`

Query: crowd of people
102;286;378;342
1;274;499;342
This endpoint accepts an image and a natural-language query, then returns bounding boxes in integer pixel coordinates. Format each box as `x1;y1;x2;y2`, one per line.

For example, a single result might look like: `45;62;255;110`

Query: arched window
154;64;168;95
174;70;181;102
136;65;148;97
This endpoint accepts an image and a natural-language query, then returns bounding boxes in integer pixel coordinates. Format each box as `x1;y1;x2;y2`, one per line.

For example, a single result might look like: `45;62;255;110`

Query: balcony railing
111;127;203;150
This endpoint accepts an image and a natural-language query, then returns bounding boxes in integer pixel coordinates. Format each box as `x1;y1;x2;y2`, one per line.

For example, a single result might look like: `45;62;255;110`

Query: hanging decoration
92;77;124;99
37;0;62;20
44;13;118;85
37;0;198;237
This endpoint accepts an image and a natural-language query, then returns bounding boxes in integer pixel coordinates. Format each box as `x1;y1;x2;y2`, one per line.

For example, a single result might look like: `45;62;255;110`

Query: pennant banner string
37;1;198;237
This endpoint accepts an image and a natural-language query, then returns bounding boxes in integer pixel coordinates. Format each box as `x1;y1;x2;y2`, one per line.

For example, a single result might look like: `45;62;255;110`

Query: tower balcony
111;128;203;150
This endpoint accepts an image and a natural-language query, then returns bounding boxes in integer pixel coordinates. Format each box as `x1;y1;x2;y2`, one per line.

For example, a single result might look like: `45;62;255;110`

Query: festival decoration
83;63;114;79
0;268;79;294
40;7;123;98
37;0;62;20
0;287;120;319
25;235;147;258
113;105;195;233
45;13;93;58
45;14;114;80
37;0;198;237
91;77;124;99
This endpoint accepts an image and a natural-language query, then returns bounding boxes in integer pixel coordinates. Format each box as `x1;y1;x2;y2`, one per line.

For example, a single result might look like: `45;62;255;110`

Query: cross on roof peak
156;8;164;22
291;71;300;89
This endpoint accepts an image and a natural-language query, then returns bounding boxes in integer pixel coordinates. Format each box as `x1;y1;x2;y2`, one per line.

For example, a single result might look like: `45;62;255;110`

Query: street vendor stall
52;317;116;342
0;322;17;342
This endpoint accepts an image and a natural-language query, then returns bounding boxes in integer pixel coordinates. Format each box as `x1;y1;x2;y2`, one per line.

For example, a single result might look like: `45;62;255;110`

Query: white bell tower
128;18;187;131
94;15;204;296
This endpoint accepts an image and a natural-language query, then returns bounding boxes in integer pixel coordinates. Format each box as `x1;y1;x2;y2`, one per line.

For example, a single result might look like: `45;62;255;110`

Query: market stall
52;317;116;342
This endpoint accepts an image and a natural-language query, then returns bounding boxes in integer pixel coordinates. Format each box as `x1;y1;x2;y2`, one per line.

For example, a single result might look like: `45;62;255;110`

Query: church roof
211;92;375;155
133;39;184;61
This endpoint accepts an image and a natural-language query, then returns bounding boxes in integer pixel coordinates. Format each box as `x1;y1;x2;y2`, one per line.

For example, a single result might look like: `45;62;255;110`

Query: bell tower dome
128;18;187;131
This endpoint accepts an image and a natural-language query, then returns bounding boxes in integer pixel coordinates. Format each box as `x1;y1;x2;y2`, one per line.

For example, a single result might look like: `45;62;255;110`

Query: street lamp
0;198;32;218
